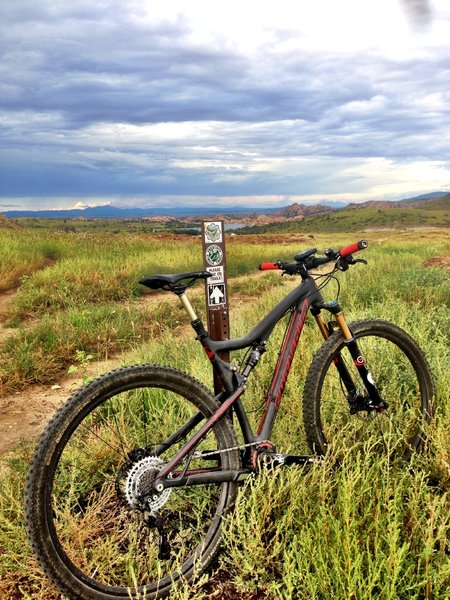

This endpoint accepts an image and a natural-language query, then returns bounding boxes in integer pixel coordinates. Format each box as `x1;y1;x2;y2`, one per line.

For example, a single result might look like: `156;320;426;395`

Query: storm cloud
1;0;449;209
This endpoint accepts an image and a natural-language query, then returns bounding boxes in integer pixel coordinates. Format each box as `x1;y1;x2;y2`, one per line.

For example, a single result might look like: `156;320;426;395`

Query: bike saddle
139;271;212;294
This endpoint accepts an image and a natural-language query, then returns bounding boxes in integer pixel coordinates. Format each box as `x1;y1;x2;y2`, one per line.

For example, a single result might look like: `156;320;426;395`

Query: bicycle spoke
32;369;239;593
304;320;432;456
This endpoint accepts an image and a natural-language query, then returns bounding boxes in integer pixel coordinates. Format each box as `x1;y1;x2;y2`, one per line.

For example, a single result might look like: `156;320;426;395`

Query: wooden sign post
201;220;230;394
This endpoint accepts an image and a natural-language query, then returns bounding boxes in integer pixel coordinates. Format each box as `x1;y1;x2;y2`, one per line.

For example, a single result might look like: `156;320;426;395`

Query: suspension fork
311;303;385;409
311;303;356;396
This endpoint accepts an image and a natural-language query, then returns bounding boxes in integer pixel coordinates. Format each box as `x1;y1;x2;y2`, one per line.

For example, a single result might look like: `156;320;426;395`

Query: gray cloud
0;1;449;205
401;0;433;27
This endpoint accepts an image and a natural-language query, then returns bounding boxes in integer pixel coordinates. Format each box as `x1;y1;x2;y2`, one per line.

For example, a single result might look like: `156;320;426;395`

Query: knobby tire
303;319;434;457
25;365;240;599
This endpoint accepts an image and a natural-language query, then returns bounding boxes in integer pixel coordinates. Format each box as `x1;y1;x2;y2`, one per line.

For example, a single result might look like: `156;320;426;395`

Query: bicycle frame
153;274;339;489
152;265;386;490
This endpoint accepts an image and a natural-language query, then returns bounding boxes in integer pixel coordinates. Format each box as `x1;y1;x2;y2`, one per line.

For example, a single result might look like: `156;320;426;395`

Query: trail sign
201;220;230;393
208;284;225;306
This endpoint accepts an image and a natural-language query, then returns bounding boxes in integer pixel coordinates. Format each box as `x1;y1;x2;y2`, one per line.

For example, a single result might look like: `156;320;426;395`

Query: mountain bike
25;240;434;599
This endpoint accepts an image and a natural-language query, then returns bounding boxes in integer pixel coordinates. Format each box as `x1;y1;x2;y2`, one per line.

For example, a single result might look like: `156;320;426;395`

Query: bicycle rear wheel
303;319;434;457
25;365;240;599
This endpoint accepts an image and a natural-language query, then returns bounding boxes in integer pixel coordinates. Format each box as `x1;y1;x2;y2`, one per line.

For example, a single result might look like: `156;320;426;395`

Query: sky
1;0;449;212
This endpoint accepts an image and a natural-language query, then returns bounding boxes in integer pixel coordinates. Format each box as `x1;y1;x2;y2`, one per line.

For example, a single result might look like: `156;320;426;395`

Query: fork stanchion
201;220;230;395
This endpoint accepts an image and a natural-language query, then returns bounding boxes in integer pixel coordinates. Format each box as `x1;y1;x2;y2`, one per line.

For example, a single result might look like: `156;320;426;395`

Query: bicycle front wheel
25;365;240;599
303;319;434;457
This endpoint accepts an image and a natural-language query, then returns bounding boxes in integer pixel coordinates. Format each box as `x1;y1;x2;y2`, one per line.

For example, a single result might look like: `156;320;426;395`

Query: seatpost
179;292;198;321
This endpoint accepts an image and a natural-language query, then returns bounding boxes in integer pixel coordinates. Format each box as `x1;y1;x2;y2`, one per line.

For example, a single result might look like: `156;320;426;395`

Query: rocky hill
0;214;18;228
157;202;335;227
346;194;449;211
273;202;333;219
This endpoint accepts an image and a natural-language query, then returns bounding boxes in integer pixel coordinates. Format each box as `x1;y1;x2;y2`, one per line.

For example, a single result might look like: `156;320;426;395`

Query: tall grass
0;230;62;291
0;299;186;395
0;229;449;598
5;232;201;321
223;448;449;599
1;228;310;322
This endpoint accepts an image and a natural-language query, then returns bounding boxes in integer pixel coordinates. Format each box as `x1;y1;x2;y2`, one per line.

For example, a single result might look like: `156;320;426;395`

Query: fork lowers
310;303;388;413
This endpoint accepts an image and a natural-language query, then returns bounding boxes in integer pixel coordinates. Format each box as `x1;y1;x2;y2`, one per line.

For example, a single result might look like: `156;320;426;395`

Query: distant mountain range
233;193;449;235
1;192;448;221
1;200;345;220
2;200;346;220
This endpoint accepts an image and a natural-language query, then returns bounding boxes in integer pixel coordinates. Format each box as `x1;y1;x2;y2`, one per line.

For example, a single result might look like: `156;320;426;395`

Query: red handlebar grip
259;262;280;270
339;240;368;257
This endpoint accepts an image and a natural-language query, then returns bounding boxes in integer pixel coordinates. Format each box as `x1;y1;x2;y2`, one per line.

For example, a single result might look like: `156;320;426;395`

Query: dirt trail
0;271;279;460
0;358;120;460
423;253;450;269
0;289;18;344
0;285;178;458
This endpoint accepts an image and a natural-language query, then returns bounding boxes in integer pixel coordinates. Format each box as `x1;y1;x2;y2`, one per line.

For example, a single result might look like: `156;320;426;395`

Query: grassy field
0;225;449;599
0;227;313;394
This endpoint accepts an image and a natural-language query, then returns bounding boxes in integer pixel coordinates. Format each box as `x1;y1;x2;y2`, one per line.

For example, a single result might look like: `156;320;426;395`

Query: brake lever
336;256;368;271
282;265;301;276
336;258;349;271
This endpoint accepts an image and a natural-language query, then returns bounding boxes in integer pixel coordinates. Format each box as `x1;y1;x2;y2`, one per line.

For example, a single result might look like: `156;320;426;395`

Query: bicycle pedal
277;454;325;466
258;452;324;467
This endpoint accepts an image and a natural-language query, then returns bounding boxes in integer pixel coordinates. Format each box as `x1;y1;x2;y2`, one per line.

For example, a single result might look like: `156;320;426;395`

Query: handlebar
259;239;368;273
339;239;368;257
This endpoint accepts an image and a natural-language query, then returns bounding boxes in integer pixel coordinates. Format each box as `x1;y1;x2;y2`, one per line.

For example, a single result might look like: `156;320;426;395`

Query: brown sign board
201;221;230;391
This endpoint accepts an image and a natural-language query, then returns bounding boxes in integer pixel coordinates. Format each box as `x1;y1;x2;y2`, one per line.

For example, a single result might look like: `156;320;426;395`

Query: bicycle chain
192;440;269;459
